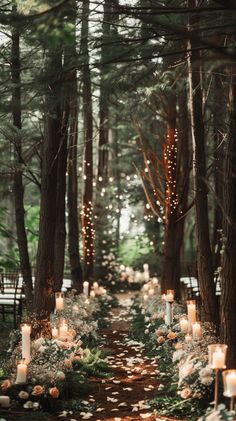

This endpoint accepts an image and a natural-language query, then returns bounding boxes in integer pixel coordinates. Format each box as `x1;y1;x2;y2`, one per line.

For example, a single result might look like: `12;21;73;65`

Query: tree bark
34;50;62;316
81;0;94;281
212;73;224;272
11;12;33;310
67;3;83;291
53;93;69;292
220;69;236;367
187;0;218;324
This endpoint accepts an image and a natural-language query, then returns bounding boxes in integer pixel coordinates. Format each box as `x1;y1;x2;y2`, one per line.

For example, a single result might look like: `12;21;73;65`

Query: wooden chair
0;271;23;328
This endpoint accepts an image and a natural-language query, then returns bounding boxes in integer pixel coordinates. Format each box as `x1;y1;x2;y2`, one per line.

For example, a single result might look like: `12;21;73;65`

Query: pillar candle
16;360;27;384
192;322;202;340
59;320;68;340
148;288;155;297
90;290;96;298
21;323;31;363
226;372;236;395
185;333;192;342
212;348;225;369
143;293;148;302
93;281;99;290
0;396;10;408
187;301;196;323
83;281;89;297
180;318;189;334
166;290;174;302
165;301;173;325
51;327;58;338
55;292;64;311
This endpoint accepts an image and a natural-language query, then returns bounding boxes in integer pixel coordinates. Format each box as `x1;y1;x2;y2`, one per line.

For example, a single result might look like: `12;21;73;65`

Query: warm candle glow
16;360;27;384
55;292;64;311
180;317;189;334
166;290;174;302
187;300;196;323
208;344;227;369
223;370;236;397
192;322;202;340
21;323;31;364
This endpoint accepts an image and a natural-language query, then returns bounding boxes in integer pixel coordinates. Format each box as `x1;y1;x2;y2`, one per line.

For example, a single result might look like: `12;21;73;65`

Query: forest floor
0;292;180;421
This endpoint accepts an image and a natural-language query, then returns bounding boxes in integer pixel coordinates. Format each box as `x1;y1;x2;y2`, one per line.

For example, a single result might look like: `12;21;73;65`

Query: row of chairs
0;272;73;328
0;272;24;328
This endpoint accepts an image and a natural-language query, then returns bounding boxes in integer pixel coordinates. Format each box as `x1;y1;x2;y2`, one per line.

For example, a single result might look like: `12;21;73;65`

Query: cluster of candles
142;278;159;301
207;344;236;411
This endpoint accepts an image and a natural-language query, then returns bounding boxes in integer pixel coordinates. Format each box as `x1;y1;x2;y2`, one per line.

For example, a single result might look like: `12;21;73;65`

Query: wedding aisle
88;292;162;421
0;292;181;421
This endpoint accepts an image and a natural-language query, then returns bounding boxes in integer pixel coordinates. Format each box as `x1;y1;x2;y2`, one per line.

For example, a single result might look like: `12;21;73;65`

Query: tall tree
220;68;236;367
67;0;83;291
187;0;218;324
81;0;94;281
11;3;33;310
34;48;63;316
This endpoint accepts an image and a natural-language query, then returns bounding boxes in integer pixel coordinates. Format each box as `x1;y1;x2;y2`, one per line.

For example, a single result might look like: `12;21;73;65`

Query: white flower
18;390;29;400
23;400;34;409
200;376;213;386
172;349;185;363
33;337;45;350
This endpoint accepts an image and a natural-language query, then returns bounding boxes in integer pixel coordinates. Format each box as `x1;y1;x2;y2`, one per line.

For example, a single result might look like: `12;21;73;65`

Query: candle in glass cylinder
83;281;89;297
212;347;226;369
192;322;202;340
55;292;64;311
187;300;196;323
21;323;31;363
226;371;236;395
180;317;189;334
15;360;27;384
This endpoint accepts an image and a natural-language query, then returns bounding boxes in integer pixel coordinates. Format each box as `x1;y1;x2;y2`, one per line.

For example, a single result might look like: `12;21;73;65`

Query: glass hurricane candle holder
15;359;27;384
223;369;236;411
208;344;228;410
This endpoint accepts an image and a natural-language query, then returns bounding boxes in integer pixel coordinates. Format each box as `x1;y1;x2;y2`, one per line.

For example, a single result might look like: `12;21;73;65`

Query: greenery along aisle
0;288;118;418
130;280;234;421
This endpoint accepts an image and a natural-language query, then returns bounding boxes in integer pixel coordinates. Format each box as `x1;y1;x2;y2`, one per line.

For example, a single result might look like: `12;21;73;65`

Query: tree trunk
67;32;83;291
97;0;111;183
212;73;224;272
81;0;94;281
53;95;69;292
187;0;218;324
161;93;181;298
11;13;33;310
34;50;62;316
220;70;236;367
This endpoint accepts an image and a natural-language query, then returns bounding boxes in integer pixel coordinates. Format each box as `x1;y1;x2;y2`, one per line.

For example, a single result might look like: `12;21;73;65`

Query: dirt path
0;293;173;421
88;294;161;421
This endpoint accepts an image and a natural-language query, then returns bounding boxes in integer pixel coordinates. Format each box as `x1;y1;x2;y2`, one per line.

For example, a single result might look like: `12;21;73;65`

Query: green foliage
150;395;206;420
72;348;110;378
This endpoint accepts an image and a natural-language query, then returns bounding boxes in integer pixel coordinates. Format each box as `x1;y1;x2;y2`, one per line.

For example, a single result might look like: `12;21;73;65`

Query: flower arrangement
0;290;113;413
